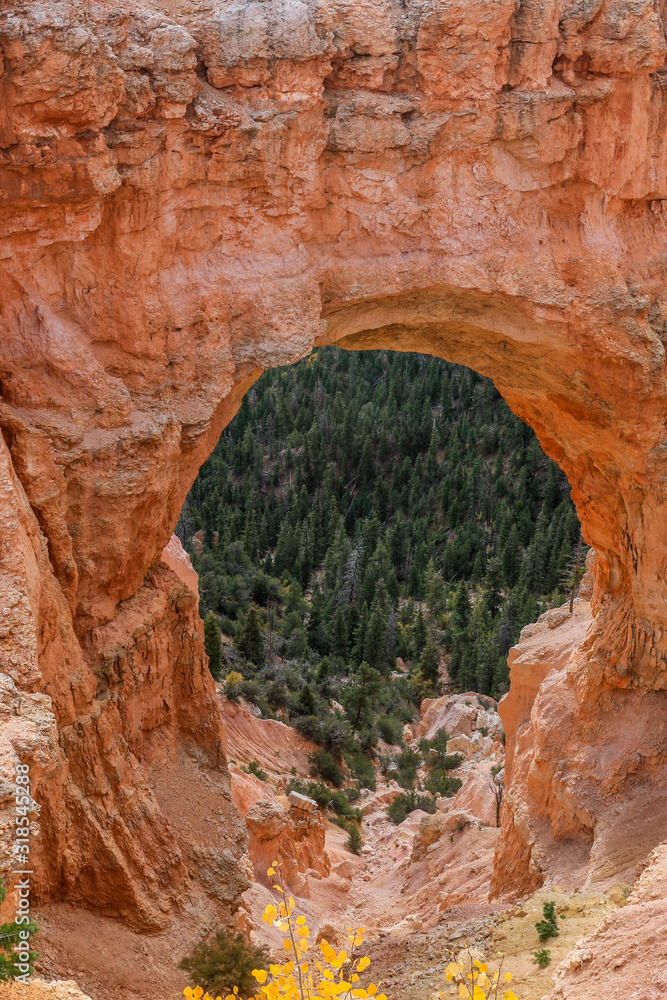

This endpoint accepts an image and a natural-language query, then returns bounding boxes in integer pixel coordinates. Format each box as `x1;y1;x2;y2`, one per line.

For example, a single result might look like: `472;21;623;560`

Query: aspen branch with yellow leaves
435;945;517;1000
183;864;517;1000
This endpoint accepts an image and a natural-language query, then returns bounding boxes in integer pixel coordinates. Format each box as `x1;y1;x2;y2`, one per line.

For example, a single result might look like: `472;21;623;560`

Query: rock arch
1;0;667;931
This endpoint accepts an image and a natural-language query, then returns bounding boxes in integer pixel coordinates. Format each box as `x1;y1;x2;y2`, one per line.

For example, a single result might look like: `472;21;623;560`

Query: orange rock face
494;594;667;899
3;0;667;948
229;765;331;896
545;842;667;1000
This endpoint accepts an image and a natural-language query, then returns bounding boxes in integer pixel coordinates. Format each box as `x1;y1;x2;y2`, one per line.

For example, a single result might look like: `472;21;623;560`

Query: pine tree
502;523;521;588
243;496;259;559
358;438;375;484
425;429;438;482
451;581;470;632
374;476;390;521
351;604;369;666
330;606;349;659
274;521;294;576
339;540;362;606
364;596;388;671
412;605;427;659
307;585;329;655
425;558;446;621
543;462;561;515
419;640;440;687
204;611;223;680
389;511;408;576
458;646;478;693
298;683;316;716
236;606;265;665
342;661;383;731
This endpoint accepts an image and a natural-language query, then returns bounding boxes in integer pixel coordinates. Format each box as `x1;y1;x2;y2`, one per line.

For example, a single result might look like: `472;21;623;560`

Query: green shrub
309;749;345;787
287;627;308;658
344;749;377;790
357;727;378;753
386;791;436;825
179;929;269;998
418;727;450;760
377;715;404;746
395;748;421;788
294;714;323;742
329;790;353;816
439;752;464;770
238;678;263;704
536;901;559;943
244;760;268;782
424;770;462;798
0;884;38;980
532;948;551;968
286;778;330;810
346;822;363;855
221;617;236;636
321;717;354;758
266;679;289;708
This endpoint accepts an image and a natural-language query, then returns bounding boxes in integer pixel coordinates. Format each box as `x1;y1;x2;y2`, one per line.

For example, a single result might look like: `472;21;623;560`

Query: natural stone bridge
2;0;667;938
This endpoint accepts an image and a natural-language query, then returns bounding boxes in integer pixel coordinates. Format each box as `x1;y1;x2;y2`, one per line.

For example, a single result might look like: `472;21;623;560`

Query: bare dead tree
490;765;504;828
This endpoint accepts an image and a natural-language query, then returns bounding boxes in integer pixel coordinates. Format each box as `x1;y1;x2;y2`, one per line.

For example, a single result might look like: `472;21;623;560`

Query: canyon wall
494;585;667;899
3;0;667;927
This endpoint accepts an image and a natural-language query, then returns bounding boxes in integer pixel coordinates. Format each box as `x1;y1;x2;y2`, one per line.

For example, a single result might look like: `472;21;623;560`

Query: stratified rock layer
3;0;667;941
494;595;667;898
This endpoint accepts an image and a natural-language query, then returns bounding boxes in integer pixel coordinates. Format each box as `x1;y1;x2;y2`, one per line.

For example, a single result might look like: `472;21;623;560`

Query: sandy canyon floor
13;671;640;1000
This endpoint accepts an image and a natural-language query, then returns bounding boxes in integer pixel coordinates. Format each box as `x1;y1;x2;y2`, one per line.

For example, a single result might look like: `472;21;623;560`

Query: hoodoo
2;0;667;982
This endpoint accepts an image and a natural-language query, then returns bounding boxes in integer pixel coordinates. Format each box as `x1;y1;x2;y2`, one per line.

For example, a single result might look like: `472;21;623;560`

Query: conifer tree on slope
204;611;223;680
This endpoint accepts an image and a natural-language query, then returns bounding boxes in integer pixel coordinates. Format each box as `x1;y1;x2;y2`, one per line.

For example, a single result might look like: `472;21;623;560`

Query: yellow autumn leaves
436;957;517;1000
184;863;517;1000
253;866;384;1000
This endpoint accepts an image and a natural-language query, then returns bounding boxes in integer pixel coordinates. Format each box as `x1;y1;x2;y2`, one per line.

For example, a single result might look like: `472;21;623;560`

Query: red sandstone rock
221;697;316;780
230;763;331;896
494;598;667;898
245;796;331;897
229;762;274;819
418;693;503;743
545;842;667;999
449;761;500;827
161;533;199;599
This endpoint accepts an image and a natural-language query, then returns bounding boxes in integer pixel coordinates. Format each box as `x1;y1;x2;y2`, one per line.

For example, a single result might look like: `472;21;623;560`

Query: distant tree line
179;348;583;767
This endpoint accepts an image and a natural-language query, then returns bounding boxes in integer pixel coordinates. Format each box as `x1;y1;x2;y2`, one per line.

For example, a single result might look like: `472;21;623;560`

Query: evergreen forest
177;348;584;782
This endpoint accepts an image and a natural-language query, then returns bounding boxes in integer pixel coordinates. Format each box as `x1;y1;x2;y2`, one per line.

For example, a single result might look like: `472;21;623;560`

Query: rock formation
3;0;667;960
546;841;667;999
495;585;667;899
229;765;331;895
222;697;316;780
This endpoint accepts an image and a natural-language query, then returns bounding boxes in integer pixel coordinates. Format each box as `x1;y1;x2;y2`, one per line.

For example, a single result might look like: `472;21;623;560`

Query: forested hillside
178;348;583;768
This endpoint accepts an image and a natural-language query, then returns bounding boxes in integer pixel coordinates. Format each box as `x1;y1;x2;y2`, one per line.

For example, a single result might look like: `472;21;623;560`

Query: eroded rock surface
3;0;667;973
494;595;667;899
0;982;93;1000
546;842;667;999
230;765;331;895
